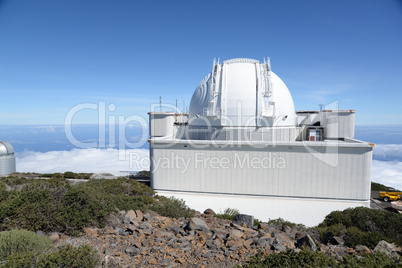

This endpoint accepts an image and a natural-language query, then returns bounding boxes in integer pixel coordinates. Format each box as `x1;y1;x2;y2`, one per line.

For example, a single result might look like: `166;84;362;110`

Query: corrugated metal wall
323;111;355;139
0;156;16;176
151;141;372;201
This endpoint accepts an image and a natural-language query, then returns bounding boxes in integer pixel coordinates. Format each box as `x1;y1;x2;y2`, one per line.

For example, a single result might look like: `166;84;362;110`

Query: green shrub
267;218;306;229
0;182;6;192
2;252;36;268
253;218;262;226
242;250;337;268
241;250;401;268
0;177;194;235
0;230;53;261
58;187;110;234
371;182;393;191
4;245;99;268
319;207;402;248
215;208;240;221
36;245;99;267
344;226;386;249
152;196;195;218
63;171;76;179
317;223;346;242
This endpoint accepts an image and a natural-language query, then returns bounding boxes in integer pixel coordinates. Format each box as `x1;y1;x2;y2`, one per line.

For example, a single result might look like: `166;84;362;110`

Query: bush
215;208;240;221
318;207;402;248
371;182;393;191
0;230;53;261
317;223;346;242
36;245;99;267
241;250;401;268
152;196;194;218
0;177;194;235
267;218;306;229
242;250;337;267
63;171;76;179
344;226;386;249
4;245;99;268
2;252;36;268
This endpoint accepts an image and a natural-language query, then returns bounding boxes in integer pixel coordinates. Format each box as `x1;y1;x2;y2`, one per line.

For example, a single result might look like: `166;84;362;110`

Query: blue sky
1;0;401;125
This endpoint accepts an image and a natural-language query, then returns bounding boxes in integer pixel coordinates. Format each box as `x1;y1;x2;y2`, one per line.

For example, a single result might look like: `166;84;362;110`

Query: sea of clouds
15;144;402;190
16;148;150;175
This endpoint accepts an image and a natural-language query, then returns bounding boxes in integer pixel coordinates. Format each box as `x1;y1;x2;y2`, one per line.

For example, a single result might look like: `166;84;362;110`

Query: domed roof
189;58;295;128
0;141;15;156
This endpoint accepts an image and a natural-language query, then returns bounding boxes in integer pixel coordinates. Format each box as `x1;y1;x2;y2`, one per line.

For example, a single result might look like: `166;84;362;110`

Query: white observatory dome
0;141;14;156
189;58;295;128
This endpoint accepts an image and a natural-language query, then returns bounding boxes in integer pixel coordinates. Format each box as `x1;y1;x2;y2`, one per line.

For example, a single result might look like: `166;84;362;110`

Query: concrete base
157;190;370;227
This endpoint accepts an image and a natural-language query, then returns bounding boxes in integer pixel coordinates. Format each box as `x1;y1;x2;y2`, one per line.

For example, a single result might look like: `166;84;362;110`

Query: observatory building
0;141;16;176
148;58;373;226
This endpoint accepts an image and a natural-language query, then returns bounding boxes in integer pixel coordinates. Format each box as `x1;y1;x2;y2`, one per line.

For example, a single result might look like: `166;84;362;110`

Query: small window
308;128;323;141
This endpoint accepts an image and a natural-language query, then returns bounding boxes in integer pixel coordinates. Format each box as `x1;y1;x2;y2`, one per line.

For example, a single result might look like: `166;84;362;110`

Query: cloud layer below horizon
16;148;150;175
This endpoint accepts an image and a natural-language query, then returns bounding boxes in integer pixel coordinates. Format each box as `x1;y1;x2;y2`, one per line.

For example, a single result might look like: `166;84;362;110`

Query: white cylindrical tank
0;141;16;176
323;110;355;139
148;112;175;138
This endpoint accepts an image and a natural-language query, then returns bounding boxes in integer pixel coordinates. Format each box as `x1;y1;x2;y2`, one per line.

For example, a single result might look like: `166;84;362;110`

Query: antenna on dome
159;96;162;112
267;57;271;71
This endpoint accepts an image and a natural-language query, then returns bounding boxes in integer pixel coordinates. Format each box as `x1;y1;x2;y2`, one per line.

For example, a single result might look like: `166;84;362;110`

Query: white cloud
372;160;402;190
16;148;149;175
373;144;402;161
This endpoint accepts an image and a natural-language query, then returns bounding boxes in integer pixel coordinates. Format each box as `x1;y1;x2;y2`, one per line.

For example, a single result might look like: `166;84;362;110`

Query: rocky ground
49;209;401;267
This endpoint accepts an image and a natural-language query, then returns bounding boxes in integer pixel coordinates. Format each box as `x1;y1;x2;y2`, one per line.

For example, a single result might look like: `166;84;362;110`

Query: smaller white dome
0;141;15;156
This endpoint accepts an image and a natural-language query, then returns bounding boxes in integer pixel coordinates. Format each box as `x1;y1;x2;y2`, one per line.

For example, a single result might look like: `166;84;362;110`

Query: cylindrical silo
0;141;16;176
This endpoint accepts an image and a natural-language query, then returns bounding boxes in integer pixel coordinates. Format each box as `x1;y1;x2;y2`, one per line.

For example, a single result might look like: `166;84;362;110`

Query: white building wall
157;190;370;227
0;156;16;176
150;140;372;201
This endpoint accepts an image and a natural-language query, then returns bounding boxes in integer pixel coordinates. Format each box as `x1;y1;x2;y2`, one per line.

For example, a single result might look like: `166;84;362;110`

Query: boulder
185;217;209;231
123;210;137;224
233;214;254;228
35;230;46;237
135;210;143;221
254;237;272;248
374;240;401;257
272;232;295;249
329;235;344;246
139;222;153;230
143;209;160;220
204;208;216;215
258;223;269;231
228;229;243;238
272;239;287;252
49;233;59;242
332;245;348;258
282;225;292;233
296;234;317;251
355;245;371;255
125;246;140;256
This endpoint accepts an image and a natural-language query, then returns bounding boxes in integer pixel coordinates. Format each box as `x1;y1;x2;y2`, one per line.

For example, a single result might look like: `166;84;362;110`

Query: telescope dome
189;58;295;128
0;141;14;156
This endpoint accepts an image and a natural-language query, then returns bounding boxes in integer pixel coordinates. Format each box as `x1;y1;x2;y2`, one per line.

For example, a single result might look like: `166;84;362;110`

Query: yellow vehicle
379;191;402;202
